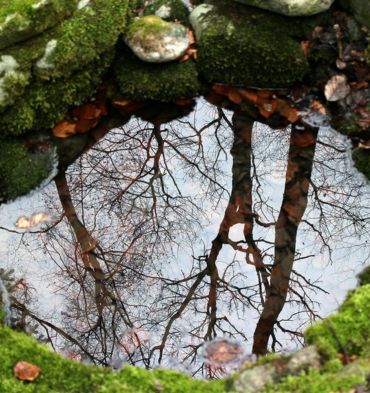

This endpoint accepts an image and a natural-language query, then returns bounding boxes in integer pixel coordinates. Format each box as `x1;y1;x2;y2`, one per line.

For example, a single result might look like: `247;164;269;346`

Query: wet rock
232;0;335;16
125;15;189;63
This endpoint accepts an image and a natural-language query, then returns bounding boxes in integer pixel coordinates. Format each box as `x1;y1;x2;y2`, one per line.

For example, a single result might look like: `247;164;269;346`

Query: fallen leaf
310;100;327;115
325;74;351;102
52;120;77;138
14;361;41;381
300;40;311;57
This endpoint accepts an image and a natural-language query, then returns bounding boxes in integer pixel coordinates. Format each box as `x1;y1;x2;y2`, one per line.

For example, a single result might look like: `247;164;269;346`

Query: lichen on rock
124;15;189;63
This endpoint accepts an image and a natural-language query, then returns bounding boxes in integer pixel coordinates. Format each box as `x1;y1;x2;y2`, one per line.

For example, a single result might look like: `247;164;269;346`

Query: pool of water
0;99;369;377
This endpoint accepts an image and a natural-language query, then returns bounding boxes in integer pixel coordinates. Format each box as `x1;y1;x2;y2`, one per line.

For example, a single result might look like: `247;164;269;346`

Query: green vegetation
305;284;370;358
143;0;190;24
0;0;77;50
0;326;225;393
193;0;310;87
0;139;53;202
33;0;129;80
114;51;200;102
0;52;113;136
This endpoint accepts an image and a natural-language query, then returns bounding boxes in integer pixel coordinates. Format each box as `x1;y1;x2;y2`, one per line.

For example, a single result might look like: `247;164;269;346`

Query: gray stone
189;3;214;40
285;346;321;374
234;364;277;393
232;0;335;16
125;15;189;63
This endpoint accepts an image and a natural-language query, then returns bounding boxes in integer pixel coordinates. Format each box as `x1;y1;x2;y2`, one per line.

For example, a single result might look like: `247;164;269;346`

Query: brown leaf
238;88;258;104
14;361;41;382
311;100;327;115
175;98;194;106
276;99;299;123
52;120;77;138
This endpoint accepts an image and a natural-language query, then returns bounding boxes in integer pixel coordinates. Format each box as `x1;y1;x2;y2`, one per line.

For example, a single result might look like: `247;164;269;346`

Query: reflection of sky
0;99;369;370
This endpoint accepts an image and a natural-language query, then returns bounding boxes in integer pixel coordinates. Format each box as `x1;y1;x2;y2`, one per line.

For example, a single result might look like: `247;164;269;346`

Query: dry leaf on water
14;361;41;381
324;74;350;102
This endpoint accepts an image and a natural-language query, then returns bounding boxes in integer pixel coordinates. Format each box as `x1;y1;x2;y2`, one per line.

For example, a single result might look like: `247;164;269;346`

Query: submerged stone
190;0;309;88
232;0;335;16
0;0;77;50
114;50;200;101
125;15;189;63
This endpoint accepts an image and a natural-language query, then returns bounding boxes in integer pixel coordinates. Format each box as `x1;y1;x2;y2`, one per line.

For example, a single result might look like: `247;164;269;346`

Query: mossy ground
193;0;310;88
0;139;54;202
114;50;200;102
0;326;225;393
305;284;370;359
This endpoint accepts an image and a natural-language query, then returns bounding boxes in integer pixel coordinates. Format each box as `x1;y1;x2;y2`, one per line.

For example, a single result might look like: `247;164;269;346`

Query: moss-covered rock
0;139;54;202
0;0;78;50
33;0;129;80
0;29;56;112
338;0;370;29
142;0;190;24
0;52;113;136
190;0;310;88
305;284;370;359
114;50;200;101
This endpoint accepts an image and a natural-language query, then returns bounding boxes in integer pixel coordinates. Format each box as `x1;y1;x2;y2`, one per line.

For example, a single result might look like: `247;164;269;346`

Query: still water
0;99;369;377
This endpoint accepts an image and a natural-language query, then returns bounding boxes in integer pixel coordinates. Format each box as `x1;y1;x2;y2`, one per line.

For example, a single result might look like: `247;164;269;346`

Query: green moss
305;285;370;358
262;368;364;393
0;29;55;112
143;0;190;24
0;0;77;50
0;52;113;136
33;0;129;80
193;0;309;88
0;326;225;393
352;148;370;179
0;139;54;202
114;51;200;102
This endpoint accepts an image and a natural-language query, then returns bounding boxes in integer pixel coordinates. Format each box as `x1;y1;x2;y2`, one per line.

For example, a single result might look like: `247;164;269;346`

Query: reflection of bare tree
3;101;369;376
252;123;318;355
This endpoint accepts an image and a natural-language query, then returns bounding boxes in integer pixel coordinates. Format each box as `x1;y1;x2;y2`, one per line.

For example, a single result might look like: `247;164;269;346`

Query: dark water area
0;99;369;378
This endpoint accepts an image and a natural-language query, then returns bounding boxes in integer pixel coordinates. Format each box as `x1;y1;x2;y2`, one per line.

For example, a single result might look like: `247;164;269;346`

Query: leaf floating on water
14;361;41;381
324;74;350;102
15;212;51;229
